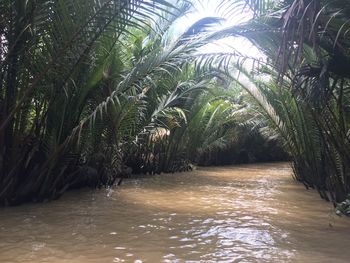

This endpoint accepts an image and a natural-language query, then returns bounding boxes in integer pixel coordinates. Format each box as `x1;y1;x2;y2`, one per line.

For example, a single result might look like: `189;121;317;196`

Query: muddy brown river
1;163;350;262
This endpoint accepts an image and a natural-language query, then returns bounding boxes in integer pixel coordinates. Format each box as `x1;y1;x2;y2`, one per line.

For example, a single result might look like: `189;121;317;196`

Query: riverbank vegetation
1;0;350;209
224;0;350;206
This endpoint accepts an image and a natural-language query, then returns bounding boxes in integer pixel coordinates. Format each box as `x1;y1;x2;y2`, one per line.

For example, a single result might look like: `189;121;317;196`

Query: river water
1;163;350;262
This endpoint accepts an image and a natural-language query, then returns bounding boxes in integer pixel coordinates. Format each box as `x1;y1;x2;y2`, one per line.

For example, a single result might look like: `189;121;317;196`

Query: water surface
1;163;350;262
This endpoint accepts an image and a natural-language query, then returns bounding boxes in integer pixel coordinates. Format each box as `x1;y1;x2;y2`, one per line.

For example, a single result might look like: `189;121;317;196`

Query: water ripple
0;163;350;262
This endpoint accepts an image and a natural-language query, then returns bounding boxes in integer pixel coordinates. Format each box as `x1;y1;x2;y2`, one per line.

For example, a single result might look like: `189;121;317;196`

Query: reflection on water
1;163;350;262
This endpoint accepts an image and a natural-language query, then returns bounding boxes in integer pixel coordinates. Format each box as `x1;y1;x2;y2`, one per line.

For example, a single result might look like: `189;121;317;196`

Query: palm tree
0;0;188;204
1;0;261;204
212;0;350;204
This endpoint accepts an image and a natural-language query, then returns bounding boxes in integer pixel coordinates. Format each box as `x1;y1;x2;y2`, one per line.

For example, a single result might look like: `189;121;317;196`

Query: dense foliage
0;0;284;205
220;0;350;205
2;0;350;210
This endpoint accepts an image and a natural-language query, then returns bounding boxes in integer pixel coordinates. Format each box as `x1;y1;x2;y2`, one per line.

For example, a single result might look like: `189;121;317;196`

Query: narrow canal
1;163;350;262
